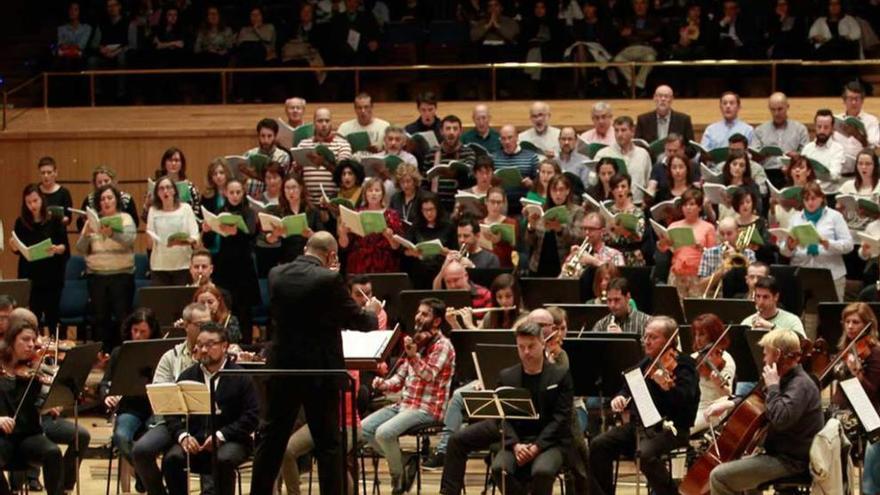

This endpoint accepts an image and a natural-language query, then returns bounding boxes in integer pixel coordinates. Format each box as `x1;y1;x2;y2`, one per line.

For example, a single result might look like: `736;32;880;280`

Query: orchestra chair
755;472;812;494
133;254;150;293
482;441;570;495
359;421;444;495
611;445;691;494
4;459;33;495
60;256;89;336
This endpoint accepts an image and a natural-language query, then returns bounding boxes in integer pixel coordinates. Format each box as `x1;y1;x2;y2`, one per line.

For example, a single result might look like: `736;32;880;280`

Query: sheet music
342;330;393;359
178;381;212;415
623;368;662;428
145;383;187;415
840;377;880;433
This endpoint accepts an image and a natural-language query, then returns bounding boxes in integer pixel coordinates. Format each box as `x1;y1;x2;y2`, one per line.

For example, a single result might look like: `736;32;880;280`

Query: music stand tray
520;278;582;310
450;330;515;383
42;342;103;412
562;337;643;397
108;338;185;396
0;279;31;308
135;286;197;326
795;267;838;311
473;344;519;389
683;298;756;324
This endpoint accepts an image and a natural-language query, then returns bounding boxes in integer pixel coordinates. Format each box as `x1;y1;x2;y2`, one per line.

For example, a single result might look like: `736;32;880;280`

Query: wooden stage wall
0;97;877;278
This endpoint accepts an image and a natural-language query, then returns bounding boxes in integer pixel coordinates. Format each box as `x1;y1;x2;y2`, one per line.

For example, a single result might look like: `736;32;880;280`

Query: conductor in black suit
635;85;695;144
250;231;380;495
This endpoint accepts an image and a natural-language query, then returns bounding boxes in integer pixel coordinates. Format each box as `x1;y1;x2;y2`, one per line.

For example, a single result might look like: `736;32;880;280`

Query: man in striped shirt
297;107;353;205
493;124;540;214
365;298;456;495
244;118;292;199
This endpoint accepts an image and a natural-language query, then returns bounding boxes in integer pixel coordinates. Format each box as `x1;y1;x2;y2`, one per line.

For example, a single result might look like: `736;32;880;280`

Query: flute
471;306;516;315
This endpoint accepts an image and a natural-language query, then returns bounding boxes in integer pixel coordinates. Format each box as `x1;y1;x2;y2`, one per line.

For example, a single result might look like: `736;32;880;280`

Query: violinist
690;314;736;433
0;321;63;495
831;303;880;495
704;328;823;495
589;316;699;495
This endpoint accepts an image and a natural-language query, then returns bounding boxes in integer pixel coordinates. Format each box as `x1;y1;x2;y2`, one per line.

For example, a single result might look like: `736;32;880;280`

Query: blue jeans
437;381;478;454
865;441;880;494
361;405;435;478
114;413;145;463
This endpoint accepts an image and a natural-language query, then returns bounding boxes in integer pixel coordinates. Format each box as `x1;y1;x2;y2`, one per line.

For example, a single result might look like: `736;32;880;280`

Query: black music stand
474;344;519;388
796;267;838;312
0;279;31;308
745;330;767;379
769;265;803;315
398;290;471;332
358;273;412;327
542;304;608;334
683;298;756;324
652;284;685;324
41;342;102;495
519;278;582;310
619;266;653;313
134;286;197;326
450;330;515;383
162;326;187;339
467;268;514;290
107;338;185;396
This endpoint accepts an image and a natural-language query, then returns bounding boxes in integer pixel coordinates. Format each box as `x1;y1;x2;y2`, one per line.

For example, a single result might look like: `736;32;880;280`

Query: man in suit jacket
490;322;574;495
162;324;259;495
251;232;379;495
635;85;695;144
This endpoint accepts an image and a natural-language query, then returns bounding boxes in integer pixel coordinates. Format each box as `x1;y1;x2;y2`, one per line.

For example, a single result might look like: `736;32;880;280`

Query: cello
678;338;811;495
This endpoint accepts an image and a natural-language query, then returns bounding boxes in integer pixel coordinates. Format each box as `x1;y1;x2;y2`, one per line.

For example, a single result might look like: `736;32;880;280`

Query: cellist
704;328;823;495
588;315;700;495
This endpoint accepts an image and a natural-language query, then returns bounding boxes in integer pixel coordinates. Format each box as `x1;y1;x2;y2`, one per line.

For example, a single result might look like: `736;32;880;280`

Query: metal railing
3;58;879;130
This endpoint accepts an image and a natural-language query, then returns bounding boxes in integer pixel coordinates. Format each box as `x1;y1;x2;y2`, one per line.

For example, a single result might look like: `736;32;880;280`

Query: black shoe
422;450;445;470
402;455;419;493
27;479;43;491
134;474;145;493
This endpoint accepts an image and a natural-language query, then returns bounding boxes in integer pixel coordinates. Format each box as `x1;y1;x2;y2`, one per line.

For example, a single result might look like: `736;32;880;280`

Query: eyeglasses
195;340;223;350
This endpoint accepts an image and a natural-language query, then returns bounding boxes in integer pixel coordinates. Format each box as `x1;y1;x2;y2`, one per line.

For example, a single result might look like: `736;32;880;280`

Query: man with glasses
132;303;212;495
162;324;259;495
564;212;624;271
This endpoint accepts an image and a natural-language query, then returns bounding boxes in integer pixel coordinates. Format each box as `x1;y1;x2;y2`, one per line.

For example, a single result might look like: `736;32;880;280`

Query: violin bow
818;321;872;384
696;325;732;369
12;350;49;422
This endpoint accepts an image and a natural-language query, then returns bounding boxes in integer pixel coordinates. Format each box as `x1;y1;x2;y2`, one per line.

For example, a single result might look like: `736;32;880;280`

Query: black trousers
589;421;688;495
251;376;345;495
440;419;500;495
87;273;133;352
30;284;63;332
0;434;63;495
163;441;249;495
37;416;90;491
492;446;565;495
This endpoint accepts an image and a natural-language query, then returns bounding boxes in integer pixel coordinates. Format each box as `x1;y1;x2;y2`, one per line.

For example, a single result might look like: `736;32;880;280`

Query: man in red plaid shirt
365;298;456;495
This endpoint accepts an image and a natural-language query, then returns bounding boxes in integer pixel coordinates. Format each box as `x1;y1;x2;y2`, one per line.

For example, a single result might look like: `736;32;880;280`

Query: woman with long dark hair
525;174;585;276
145;176;199;286
264;174;323;265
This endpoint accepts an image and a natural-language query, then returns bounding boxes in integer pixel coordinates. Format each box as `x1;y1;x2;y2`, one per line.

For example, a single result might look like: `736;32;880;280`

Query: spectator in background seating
521;1;564;83
329;0;380;65
701;92;754;150
280;3;327;87
152;6;188;68
765;0;809;59
716;0;758;58
462;104;501;153
56;1;92;69
566;1;619;96
237;6;277;65
518;102;561;156
809;0;862;60
580;101;616;146
90;0;130;100
613;0;662;94
193;5;235;67
670;3;713;60
470;0;520;62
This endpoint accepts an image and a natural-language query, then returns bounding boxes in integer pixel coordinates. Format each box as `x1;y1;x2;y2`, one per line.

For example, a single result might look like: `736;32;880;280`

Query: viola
698;349;726;380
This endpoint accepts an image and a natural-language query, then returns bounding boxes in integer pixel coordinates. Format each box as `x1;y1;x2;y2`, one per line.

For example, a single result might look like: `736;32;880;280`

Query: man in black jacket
589;315;700;495
250;232;379;495
635;85;695;144
162;324;259;495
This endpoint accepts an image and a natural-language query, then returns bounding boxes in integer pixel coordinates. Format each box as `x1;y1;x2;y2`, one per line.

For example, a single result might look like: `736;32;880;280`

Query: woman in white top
690;313;735;433
808;0;862;59
146;176;199;286
839;148;880;197
780;181;853;301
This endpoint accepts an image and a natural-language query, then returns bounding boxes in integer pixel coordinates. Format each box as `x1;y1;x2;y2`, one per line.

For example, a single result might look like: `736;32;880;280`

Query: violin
820;323;874;384
696;325;732;386
645;328;681;384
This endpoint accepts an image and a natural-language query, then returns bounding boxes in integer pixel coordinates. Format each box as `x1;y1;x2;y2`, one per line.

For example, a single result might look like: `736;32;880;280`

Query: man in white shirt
518;101;560;157
700;92;755;150
594;116;651;203
833;80;880;173
752;92;809;172
555;126;591;187
337;92;390;151
283;97;307;128
740;276;805;337
579;101;616;146
801;109;845;193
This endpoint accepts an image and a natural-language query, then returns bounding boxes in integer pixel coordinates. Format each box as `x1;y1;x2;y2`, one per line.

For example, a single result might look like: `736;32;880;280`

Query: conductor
250;232;380;495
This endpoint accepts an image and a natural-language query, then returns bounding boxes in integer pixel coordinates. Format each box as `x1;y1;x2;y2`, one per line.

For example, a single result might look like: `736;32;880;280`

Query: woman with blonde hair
388;162;423;226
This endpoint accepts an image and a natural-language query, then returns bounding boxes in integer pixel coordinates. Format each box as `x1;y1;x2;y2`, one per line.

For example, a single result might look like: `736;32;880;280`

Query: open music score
342;328;401;370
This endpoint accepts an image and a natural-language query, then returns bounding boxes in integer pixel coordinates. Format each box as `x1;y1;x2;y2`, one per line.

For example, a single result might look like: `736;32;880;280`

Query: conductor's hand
104;395;121;410
0;417;14;435
403;336;418;358
610;395;628;413
180;434;201;454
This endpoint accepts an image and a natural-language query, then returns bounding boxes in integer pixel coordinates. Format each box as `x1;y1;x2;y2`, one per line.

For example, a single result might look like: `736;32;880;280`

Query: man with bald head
635;85;695;143
298;108;353;204
434;258;493;309
461;104;501;153
519;102;561;156
251;231;379;495
556;126;592;186
492;125;540;211
752;92;809;177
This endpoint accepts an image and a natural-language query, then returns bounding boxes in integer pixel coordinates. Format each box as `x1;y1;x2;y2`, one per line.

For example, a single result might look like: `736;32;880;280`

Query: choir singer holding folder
251;232;379;495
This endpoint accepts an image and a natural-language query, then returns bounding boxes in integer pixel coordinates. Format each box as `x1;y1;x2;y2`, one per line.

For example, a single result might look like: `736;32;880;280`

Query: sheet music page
623;368;663;428
179;381;212;415
840;377;880;433
342;330;393;359
146;383;187;415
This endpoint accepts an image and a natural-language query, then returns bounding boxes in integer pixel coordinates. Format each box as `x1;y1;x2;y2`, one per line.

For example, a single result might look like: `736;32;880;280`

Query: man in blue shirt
701;92;754;150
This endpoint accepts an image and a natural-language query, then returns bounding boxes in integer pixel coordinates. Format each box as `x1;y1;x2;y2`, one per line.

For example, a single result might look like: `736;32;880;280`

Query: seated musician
589;316;699;495
704;328;823;495
427;308;551;470
349;275;388;329
431;258;493;309
740;261;770;300
690;313;735;433
590;278;651;334
445;273;524;330
563;212;625;272
162;323;260;495
132;303;212;495
740;275;805;337
454;216;500;269
831;303;880;495
0;321;63;495
490;322;574;495
696;217;756;296
365;298;455;495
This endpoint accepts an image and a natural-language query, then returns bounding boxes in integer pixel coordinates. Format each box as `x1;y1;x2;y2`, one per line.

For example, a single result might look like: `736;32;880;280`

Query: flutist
589;278;651;335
